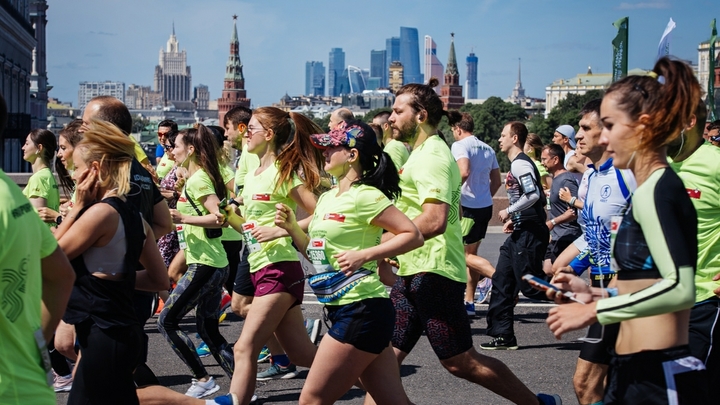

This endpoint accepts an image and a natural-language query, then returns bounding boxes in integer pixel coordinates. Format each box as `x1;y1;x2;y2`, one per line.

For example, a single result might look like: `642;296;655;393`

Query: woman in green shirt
22;128;60;226
276;120;423;404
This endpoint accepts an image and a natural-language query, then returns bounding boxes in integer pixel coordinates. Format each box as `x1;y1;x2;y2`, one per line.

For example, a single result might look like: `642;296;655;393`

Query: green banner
709;19;717;122
612;17;629;82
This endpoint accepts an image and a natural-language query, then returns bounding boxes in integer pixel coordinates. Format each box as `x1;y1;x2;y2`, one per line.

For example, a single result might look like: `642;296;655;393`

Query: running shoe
475;278;492;304
220;343;235;369
206;393;257;404
218;312;227;323
537;393;563;405
479;335;519;350
465;301;476;317
196;341;211;358
257;346;271;363
185;377;220;398
305;318;322;344
53;371;73;392
220;290;232;314
256;362;298;380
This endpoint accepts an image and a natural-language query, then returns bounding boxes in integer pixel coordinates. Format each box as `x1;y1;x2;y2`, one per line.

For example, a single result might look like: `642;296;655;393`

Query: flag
612;17;629;82
656;18;676;62
709;19;717;122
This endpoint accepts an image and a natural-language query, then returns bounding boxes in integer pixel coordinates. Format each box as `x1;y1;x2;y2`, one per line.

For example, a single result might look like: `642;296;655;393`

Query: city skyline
46;0;718;108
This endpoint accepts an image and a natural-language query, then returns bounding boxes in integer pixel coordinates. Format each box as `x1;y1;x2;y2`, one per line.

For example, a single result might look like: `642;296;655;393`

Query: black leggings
67;320;142;405
222;240;242;296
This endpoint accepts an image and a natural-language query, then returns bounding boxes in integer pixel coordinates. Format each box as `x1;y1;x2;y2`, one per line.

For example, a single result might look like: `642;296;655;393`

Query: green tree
131;116;150;135
545;90;605;138
362;107;392;123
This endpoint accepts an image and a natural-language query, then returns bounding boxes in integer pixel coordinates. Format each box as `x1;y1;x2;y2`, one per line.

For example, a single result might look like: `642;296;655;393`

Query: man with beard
669;101;720;391
366;78;561;405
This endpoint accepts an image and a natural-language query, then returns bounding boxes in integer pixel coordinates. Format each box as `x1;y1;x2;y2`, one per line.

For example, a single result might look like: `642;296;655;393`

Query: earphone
349;152;355;158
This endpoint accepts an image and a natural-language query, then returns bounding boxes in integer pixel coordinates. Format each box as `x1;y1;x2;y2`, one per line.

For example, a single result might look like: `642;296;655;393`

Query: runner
21;128;60;227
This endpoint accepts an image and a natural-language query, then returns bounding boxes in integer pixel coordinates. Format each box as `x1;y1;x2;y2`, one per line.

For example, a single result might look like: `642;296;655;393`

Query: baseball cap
555;125;577;149
310;120;376;150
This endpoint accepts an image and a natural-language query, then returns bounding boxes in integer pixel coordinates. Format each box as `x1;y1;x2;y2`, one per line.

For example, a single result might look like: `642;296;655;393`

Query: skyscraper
424;35;444;94
218;16;250;125
385;37;400;87
154;23;192;103
305;61;325;96
369;50;386;89
465;50;478;99
440;34;464;110
328;48;345;97
400;27;422;84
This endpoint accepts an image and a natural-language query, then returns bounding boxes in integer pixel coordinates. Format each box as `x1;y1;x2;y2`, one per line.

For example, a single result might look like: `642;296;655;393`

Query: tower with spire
440;33;465;110
153;23;192;103
509;57;525;104
218;15;251;125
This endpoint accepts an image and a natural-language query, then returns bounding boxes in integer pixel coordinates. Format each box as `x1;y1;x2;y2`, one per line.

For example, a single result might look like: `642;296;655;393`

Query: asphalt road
57;231;586;405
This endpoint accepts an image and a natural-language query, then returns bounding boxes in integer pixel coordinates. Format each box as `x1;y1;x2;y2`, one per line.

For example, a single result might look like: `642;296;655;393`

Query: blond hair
76;119;135;196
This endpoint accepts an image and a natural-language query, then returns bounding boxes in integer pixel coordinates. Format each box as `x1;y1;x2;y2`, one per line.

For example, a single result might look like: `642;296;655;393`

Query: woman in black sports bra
545;57;710;404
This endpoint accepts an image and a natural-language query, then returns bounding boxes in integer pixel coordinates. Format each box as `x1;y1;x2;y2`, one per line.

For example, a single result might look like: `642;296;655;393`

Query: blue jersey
570;158;636;275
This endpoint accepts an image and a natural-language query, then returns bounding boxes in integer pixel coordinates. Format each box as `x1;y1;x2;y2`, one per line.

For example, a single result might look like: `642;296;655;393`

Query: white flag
656;18;676;61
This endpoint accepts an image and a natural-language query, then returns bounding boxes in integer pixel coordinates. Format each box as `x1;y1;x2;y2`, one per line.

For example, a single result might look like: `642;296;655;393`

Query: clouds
616;1;670;10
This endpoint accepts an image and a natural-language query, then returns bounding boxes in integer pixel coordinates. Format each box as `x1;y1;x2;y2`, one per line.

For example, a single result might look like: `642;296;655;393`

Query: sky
46;0;719;109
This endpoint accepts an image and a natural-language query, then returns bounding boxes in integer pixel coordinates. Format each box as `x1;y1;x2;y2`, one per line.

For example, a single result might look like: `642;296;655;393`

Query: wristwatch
56;215;63;225
550;219;556;226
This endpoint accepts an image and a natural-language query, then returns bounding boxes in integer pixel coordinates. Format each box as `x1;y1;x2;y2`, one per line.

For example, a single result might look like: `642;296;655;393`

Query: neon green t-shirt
235;144;260;216
155;153;174;180
23;167;60;227
220;165;242;242
670;143;720;302
395;135;466;283
308;184;392;305
384;139;410;171
177;169;229;268
0;169;57;404
242;162;302;273
132;137;149;163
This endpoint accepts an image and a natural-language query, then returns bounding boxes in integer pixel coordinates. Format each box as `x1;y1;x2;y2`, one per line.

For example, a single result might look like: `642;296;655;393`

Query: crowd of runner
1;56;719;405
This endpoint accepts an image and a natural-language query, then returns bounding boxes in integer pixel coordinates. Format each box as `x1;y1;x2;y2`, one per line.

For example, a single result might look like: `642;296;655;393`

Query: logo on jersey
178;196;187;203
311;239;324;248
398;167;404;175
324;213;346;222
252;193;271;201
600;185;612;200
687;189;701;199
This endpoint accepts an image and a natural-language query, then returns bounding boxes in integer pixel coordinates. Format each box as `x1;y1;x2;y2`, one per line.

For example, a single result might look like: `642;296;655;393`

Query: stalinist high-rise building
218;15;250;125
154;24;192;103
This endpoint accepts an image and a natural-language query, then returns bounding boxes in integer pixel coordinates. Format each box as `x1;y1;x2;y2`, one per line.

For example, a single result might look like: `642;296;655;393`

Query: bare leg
363;348;410;405
440;348;540;405
573;358;608;405
551;243;581;274
137;385;207;405
168;250;188;283
359;345;413;405
464;242;495;303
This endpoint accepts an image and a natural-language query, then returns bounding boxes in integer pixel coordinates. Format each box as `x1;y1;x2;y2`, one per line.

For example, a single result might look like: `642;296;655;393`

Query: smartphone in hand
522;274;586;304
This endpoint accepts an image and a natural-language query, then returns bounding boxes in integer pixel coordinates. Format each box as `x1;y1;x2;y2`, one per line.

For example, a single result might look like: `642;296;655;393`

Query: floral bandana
310;121;364;149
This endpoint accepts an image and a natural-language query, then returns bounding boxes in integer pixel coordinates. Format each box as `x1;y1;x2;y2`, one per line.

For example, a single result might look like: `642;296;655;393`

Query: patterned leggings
157;263;233;378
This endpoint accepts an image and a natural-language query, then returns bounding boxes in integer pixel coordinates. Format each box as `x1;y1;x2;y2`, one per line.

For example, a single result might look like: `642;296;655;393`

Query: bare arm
57;204;116;260
135;221;171;292
384;199;448;243
29;197;48;210
41;246;75;343
170;193;223;228
490;168;501;196
456;158;470;184
151;199;172;237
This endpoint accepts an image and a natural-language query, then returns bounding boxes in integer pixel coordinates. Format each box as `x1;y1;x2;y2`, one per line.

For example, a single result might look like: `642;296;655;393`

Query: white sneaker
186;376;220;398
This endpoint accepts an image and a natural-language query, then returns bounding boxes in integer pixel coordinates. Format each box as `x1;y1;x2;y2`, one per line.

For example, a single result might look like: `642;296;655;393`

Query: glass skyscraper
328;48;345;97
465;51;478;99
399;27;422;84
305;61;325;96
370;50;386;89
385;37;400;88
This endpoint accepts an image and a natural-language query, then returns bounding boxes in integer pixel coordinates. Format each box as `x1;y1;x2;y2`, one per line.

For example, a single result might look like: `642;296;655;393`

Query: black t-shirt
128;159;163;223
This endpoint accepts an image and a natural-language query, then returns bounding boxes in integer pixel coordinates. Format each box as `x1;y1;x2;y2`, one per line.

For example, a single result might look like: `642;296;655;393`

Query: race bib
241;221;262;253
307;238;333;273
176;224;187;250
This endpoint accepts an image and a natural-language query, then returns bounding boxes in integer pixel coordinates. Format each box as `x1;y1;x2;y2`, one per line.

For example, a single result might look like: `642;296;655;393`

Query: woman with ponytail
53;120;168;404
546;57;711;404
273;119;423;404
158;124;235;399
219;107;326;404
22;128;60;226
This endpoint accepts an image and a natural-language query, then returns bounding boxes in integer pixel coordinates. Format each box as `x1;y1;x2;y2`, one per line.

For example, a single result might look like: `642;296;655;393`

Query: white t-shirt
451;136;499;209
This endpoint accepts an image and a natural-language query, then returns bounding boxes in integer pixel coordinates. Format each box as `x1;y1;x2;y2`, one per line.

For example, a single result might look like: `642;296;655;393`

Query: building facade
465;50;478;99
125;84;162;110
29;0;49;130
305;61;325;96
389;61;404;93
217;16;250;125
193;84;209;110
440;34;464;110
328;48;345;97
154;24;192;103
385;37;400;89
400;27;422;84
544;67;647;112
423;35;444;94
78;81;125;110
698;39;720;99
369;50;386;89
